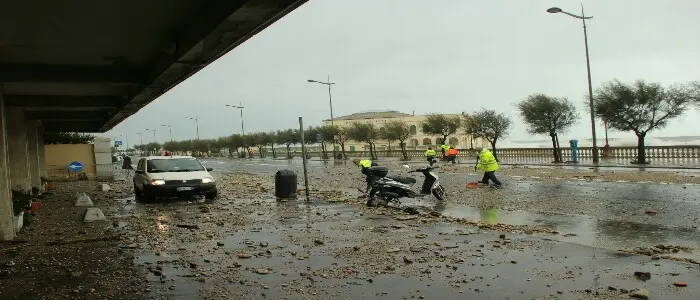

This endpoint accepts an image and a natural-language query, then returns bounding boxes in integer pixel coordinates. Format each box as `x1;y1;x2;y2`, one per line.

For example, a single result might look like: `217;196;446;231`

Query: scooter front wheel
432;185;446;201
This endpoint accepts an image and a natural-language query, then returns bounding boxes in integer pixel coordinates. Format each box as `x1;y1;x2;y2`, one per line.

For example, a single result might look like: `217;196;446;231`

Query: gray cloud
108;0;700;148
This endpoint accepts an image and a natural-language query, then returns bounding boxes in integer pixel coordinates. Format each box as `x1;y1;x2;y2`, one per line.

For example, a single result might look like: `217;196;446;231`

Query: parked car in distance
133;156;217;201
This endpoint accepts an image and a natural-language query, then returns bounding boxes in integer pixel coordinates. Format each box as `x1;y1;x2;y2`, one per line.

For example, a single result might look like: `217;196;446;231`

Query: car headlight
151;179;166;185
202;177;215;184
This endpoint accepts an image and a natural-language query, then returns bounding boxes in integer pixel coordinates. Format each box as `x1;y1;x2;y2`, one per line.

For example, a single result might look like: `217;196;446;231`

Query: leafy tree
464;109;512;160
242;134;256;158
420;114;462;156
43;132;96;144
384;121;413;160
334;127;350;159
277;129;298;159
518;94;578;163
143;142;161;156
318;125;340;159
251;132;267;158
594;80;696;164
266;131;279;158
347;122;380;160
225;134;244;157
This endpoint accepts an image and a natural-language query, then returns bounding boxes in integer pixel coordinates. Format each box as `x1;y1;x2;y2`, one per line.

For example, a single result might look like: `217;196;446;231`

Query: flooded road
196;158;700;255
103;158;700;299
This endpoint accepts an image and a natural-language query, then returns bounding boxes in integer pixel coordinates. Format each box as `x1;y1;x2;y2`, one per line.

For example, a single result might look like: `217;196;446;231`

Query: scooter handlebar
411;166;439;172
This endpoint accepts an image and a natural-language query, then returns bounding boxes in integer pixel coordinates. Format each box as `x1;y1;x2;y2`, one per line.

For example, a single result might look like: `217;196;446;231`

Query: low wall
44;144;97;179
249;145;700;165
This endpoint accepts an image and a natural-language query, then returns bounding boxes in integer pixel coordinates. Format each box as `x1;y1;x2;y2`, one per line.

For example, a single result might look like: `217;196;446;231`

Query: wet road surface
199;158;700;254
105;158;700;299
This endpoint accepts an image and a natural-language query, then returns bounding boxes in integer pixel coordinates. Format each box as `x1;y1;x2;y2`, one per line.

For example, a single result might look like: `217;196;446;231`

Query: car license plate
177;187;194;191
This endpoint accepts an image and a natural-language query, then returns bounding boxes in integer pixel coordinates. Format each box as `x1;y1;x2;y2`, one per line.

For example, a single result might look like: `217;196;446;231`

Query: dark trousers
447;155;457;163
481;171;502;186
426;156;436;166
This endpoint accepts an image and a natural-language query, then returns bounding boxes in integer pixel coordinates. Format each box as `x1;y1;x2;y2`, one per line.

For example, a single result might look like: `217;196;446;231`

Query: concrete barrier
83;208;106;222
74;193;93;207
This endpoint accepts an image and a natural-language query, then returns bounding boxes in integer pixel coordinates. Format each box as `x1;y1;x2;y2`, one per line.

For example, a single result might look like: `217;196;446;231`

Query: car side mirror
206;167;213;172
135;170;143;174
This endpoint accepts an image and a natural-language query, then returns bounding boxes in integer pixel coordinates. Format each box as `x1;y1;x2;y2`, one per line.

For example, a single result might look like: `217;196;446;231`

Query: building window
410;125;417;135
422;138;431;145
379;127;386;137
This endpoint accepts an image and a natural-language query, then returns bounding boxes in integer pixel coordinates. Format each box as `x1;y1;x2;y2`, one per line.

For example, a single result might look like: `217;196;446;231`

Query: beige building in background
322;111;487;152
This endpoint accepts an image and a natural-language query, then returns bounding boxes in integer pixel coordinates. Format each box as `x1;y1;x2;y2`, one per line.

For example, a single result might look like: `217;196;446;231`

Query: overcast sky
107;0;700;147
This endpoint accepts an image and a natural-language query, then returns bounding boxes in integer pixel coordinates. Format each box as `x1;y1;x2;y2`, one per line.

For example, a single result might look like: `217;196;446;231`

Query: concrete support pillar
6;107;31;193
0;87;15;240
26;120;41;193
37;123;46;179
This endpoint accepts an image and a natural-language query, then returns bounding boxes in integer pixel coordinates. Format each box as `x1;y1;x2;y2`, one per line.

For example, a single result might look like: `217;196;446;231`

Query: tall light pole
161;124;173;142
186;117;200;140
145;128;157;143
225;104;245;135
136;132;144;145
547;5;599;163
308;75;337;159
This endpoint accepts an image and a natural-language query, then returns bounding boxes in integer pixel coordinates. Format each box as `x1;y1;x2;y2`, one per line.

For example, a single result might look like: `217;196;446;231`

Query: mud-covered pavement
2;158;700;299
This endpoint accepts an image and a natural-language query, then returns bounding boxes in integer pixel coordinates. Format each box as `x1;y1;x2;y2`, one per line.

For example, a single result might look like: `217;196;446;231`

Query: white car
133;156;217;201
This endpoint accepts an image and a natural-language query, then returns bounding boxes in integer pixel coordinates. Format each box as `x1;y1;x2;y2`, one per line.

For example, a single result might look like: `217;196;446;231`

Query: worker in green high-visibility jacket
425;147;436;166
440;144;450;158
475;147;502;187
353;159;380;206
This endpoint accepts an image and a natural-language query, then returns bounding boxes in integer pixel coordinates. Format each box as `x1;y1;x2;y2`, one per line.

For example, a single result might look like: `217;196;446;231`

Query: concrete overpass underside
0;0;307;239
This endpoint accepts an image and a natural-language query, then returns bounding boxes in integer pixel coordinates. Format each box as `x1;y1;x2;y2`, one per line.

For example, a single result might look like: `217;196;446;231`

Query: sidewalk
0;180;147;299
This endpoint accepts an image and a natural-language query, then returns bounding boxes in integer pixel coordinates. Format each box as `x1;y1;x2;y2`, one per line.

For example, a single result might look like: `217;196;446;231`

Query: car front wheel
205;190;218;200
134;183;142;199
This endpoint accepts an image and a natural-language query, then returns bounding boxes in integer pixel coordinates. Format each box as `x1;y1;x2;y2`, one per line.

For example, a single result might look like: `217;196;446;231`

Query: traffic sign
114;140;123;147
67;161;84;172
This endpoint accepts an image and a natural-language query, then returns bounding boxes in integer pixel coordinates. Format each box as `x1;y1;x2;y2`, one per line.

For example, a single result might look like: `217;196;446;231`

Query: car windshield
147;158;205;173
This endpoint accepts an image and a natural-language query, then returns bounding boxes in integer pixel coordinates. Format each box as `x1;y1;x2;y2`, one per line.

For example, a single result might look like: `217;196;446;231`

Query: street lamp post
145;128;157;143
308;75;337;159
186;117;200;140
161;124;173;142
547;5;600;163
136;132;144;145
225;104;245;135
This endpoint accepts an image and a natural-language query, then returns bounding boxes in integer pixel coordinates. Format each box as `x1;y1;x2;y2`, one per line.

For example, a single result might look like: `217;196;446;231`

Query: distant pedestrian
475;147;502;187
121;155;133;177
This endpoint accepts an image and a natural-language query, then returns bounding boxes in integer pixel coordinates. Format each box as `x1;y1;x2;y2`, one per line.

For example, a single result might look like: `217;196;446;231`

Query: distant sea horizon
499;136;700;148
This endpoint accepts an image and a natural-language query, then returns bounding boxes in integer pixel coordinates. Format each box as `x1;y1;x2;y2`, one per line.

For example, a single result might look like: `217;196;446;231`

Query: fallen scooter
366;166;446;206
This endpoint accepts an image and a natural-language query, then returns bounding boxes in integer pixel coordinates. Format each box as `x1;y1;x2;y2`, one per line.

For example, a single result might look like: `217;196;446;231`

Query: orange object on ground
466;182;479;189
31;201;41;214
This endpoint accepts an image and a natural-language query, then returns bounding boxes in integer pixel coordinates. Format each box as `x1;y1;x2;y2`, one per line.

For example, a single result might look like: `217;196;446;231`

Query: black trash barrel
275;170;297;199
